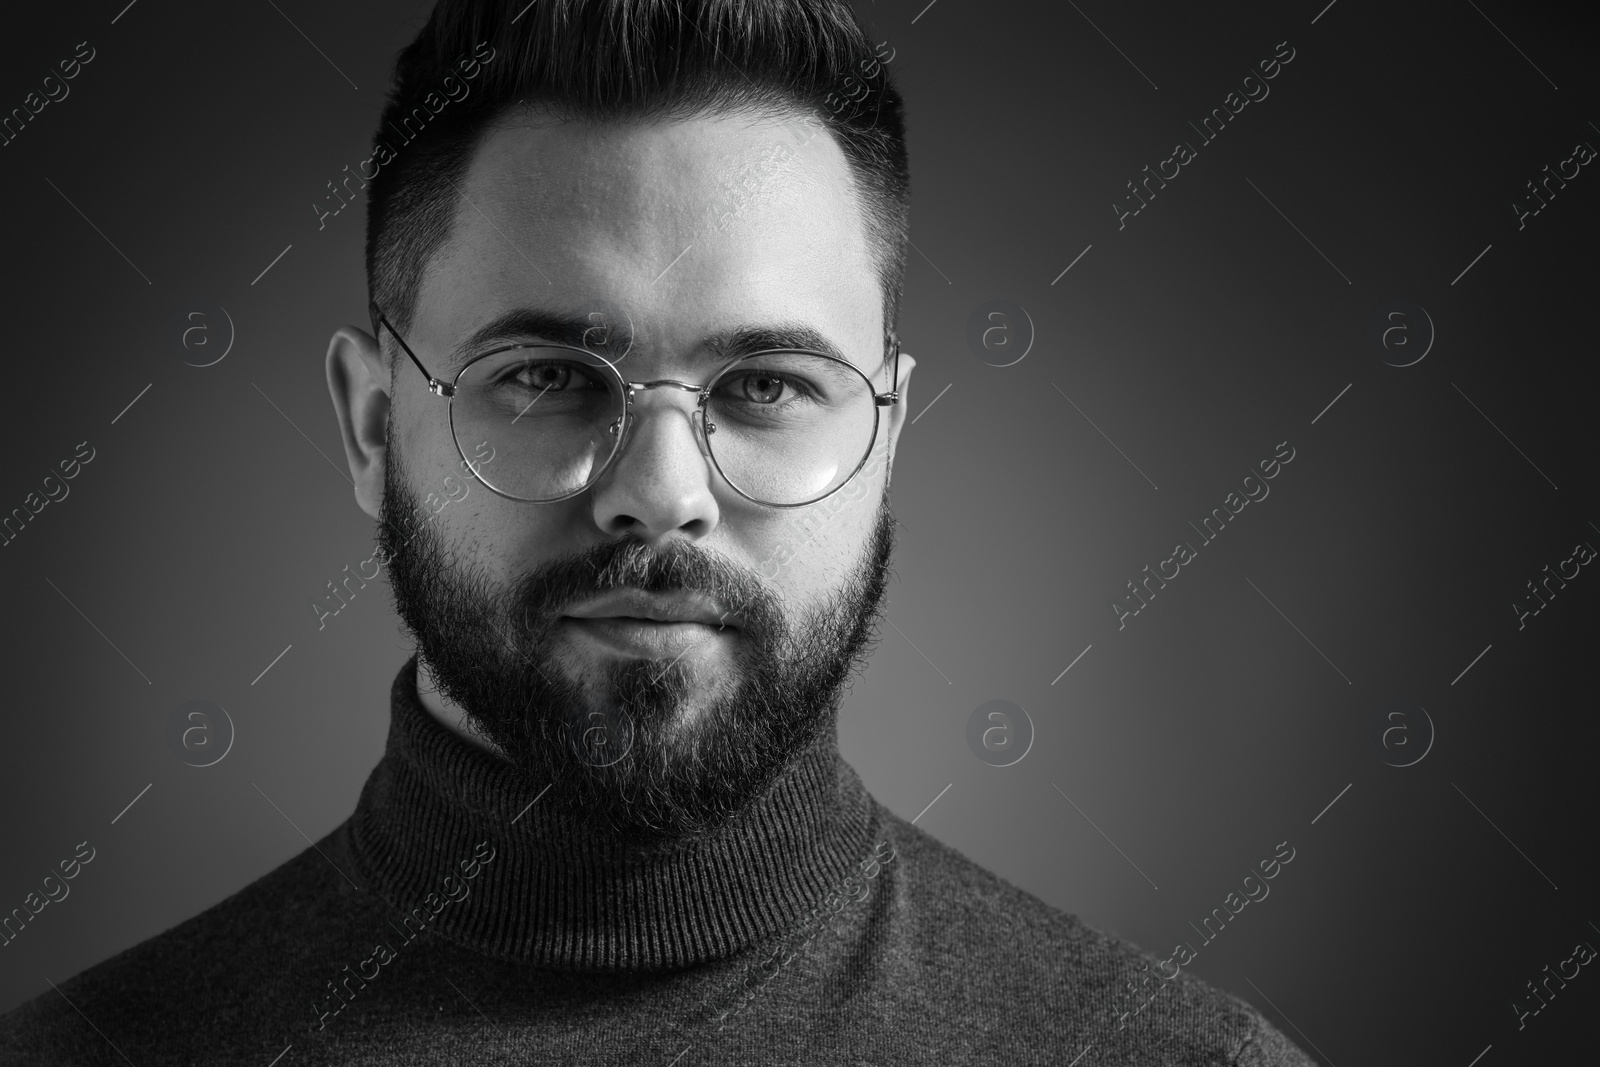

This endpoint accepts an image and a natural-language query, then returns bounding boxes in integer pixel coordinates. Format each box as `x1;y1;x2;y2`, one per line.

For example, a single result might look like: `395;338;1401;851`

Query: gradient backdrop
1;0;1595;1063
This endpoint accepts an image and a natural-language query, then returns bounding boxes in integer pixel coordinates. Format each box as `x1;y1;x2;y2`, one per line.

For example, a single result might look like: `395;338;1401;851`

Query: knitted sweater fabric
1;657;1316;1066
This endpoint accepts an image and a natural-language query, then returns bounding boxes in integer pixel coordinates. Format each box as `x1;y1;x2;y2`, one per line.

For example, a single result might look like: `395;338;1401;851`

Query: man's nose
587;385;722;541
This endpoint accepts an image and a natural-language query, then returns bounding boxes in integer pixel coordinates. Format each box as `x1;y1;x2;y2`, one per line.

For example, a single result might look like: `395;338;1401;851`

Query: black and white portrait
1;1;1594;1064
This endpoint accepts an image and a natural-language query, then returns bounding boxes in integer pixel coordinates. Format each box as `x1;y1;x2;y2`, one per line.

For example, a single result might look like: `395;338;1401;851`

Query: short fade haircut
364;0;911;350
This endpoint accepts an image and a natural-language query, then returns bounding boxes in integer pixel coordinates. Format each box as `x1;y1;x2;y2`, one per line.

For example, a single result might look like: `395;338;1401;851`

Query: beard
376;438;897;844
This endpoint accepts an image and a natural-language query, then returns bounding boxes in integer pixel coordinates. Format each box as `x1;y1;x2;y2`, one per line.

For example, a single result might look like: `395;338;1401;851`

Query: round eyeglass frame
368;301;903;509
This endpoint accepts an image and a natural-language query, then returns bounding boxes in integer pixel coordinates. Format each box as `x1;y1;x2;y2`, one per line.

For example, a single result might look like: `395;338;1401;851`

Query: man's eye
735;373;786;404
486;359;608;395
718;371;812;406
515;362;582;390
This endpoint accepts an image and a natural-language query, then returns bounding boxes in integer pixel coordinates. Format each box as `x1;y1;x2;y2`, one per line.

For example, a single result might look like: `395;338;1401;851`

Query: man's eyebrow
707;324;851;366
450;309;861;370
451;308;613;367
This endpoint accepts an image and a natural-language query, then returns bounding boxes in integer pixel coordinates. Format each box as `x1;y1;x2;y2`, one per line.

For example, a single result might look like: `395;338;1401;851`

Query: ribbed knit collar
345;656;881;972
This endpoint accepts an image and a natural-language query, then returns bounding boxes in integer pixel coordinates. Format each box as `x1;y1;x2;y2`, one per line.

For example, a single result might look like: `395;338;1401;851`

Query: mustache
510;535;783;642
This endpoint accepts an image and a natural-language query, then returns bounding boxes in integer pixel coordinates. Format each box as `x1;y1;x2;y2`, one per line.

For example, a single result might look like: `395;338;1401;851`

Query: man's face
336;109;914;840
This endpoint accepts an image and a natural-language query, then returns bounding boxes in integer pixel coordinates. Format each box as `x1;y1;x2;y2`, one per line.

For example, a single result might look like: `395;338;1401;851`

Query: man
1;0;1315;1062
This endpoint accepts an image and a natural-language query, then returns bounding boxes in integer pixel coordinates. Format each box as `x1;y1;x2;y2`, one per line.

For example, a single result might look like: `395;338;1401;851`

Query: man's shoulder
0;824;364;1064
877;808;1148;965
874;809;1316;1066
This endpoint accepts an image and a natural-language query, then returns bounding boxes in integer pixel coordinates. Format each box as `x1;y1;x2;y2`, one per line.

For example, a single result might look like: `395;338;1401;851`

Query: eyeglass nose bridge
607;377;717;460
622;377;708;398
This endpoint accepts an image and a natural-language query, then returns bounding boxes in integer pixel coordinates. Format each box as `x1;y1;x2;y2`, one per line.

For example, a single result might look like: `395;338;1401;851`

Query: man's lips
565;616;728;628
563;614;732;630
561;589;737;629
560;616;735;657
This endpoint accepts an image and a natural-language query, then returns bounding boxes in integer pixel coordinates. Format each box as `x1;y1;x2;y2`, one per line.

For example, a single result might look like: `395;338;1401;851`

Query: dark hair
364;0;910;349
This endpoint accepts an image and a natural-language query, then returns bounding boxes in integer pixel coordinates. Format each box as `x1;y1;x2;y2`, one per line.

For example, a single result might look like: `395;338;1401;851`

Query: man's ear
326;325;390;522
883;351;915;477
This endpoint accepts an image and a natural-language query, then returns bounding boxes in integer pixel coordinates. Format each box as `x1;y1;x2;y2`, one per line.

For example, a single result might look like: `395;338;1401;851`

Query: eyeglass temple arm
369;300;453;397
874;334;903;407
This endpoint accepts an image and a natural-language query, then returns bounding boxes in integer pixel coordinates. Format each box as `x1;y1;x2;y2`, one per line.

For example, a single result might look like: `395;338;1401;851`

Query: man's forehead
454;109;849;256
408;108;880;355
473;106;831;186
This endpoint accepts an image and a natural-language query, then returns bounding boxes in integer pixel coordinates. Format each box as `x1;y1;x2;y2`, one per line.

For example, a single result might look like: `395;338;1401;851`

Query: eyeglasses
369;301;902;509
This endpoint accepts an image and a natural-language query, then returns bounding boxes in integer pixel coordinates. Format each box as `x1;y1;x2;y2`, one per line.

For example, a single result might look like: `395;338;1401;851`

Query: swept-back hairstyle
364;0;910;345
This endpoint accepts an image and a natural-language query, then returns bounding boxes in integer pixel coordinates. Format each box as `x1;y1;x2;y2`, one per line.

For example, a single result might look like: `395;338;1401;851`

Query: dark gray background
1;0;1595;1062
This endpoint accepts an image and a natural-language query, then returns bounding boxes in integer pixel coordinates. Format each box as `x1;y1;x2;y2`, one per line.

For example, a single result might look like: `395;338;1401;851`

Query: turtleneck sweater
1;657;1315;1065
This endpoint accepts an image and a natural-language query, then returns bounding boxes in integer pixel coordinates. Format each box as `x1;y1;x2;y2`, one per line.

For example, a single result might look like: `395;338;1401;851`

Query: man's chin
453;668;780;840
